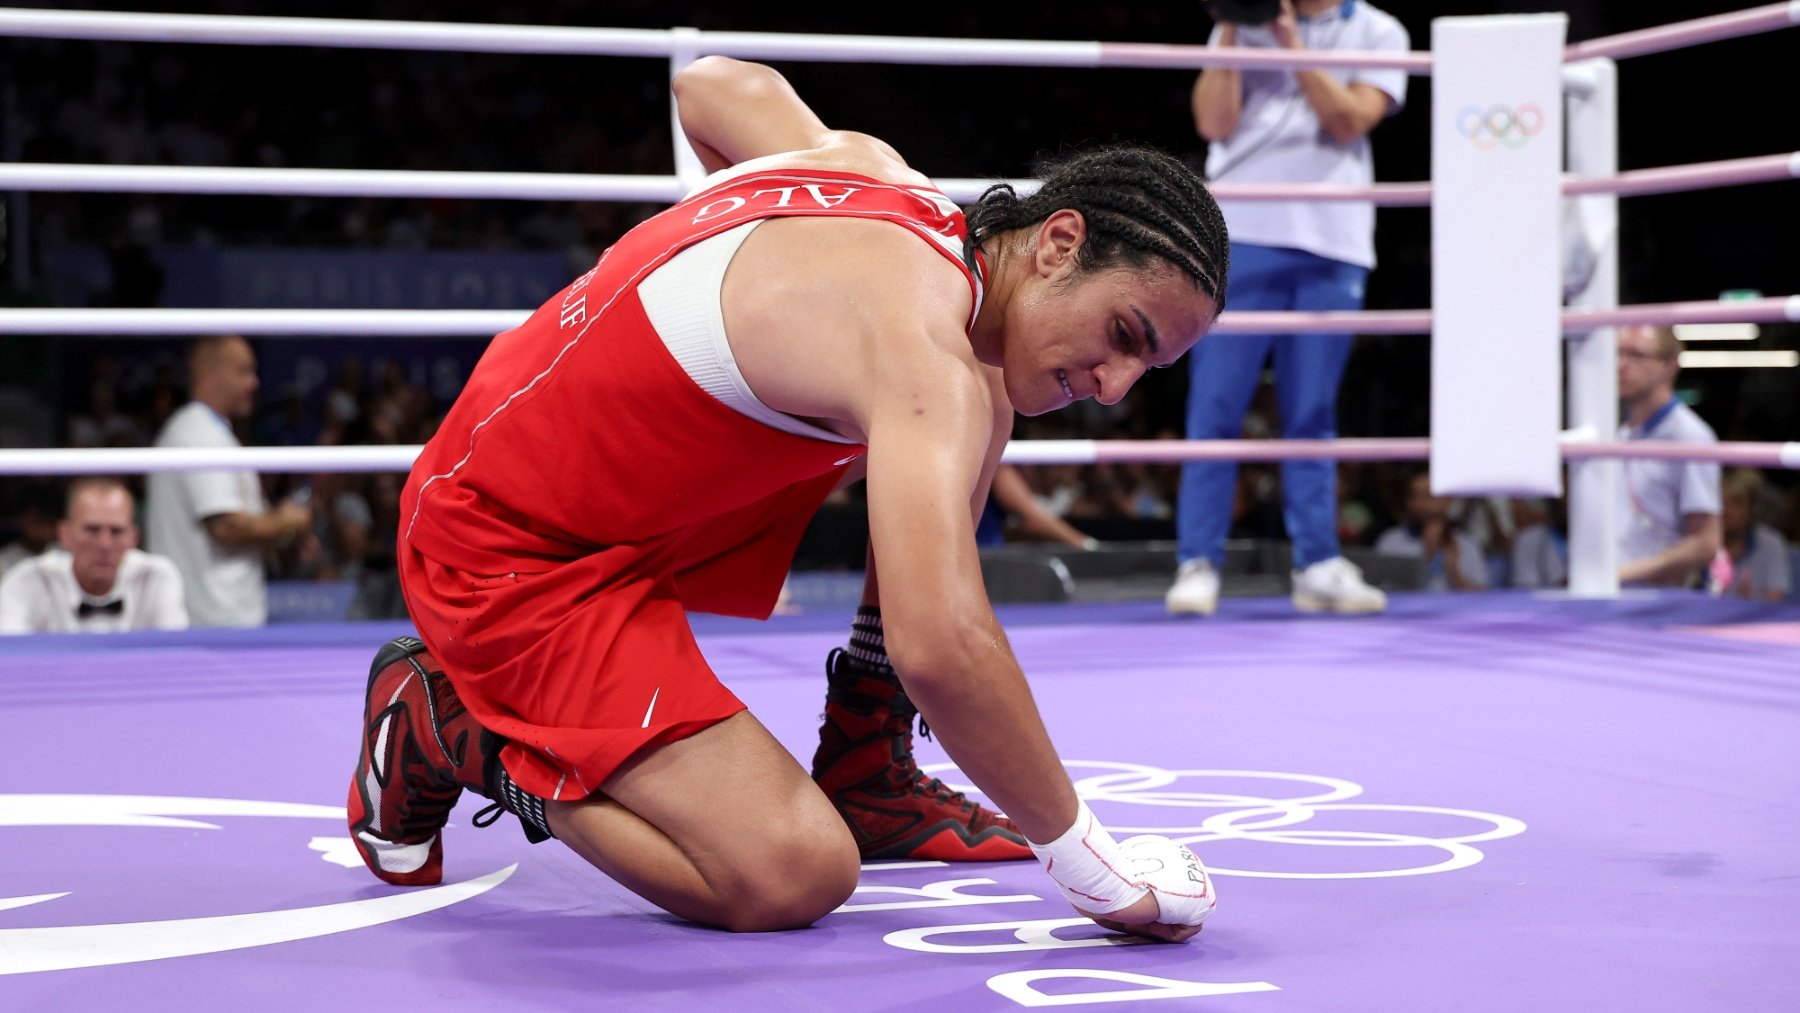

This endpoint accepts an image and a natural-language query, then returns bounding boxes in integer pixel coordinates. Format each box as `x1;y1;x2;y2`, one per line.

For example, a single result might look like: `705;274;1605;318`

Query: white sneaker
1291;556;1387;615
1166;558;1221;616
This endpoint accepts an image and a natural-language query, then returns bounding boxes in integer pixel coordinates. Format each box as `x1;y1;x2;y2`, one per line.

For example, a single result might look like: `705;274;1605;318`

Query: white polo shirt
1617;399;1721;569
0;548;188;634
146;401;269;627
1203;1;1411;268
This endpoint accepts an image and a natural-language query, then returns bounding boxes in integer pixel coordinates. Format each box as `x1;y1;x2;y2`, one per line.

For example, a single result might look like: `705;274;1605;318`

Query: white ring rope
6;5;1792;70
0;7;1425;72
0;164;694;204
4;438;1796;477
2;297;1792;338
1;151;1789;205
0;163;1431;206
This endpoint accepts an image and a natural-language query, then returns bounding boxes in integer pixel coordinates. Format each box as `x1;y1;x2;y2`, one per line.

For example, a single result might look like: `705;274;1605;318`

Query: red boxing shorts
400;543;748;802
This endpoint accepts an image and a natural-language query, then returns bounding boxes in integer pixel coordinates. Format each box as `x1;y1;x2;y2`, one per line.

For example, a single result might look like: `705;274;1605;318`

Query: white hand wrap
1118;835;1218;927
1027;799;1150;915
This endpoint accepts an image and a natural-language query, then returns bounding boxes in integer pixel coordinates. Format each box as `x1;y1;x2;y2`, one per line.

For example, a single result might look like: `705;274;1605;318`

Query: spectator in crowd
1447;496;1513;586
1710;468;1790;601
1615;324;1720;587
287;471;374;582
264;385;322;448
143;362;184;436
0;480;63;575
324;359;366;431
1507;497;1568;590
0;477;187;634
347;471;409;621
68;373;149;449
987;464;1101;550
145;334;312;627
1375;470;1489;592
1336;461;1387;548
1168;0;1409;617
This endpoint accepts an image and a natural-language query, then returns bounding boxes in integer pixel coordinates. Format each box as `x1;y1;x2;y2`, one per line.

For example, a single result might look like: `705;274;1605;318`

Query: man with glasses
1615;324;1721;587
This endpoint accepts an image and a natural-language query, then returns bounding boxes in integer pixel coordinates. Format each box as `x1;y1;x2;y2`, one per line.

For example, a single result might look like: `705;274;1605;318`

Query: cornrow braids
964;144;1230;309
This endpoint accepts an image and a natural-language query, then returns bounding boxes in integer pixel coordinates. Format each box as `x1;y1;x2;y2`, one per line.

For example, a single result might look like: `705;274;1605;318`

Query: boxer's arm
841;364;1004;606
859;349;1197;941
672;57;834;168
859;345;1078;845
972;364;1015;523
817;239;1071;842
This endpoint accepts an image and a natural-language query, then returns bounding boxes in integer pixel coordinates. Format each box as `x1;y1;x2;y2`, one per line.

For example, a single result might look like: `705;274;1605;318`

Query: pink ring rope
1564;2;1799;63
1063;440;1800;469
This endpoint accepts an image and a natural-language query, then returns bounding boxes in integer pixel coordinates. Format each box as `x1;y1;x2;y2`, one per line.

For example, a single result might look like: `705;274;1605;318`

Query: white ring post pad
1027;799;1149;915
1430;13;1568;500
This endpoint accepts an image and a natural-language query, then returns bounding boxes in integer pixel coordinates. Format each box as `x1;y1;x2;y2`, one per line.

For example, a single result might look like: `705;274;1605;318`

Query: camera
1202;0;1282;25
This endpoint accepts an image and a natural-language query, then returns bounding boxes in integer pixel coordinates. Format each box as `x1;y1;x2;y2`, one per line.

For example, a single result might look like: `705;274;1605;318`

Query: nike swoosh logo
0;865;515;976
642;687;661;728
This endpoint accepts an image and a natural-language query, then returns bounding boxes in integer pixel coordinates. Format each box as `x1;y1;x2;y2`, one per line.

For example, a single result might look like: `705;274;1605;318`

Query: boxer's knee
721;845;860;932
714;811;860;932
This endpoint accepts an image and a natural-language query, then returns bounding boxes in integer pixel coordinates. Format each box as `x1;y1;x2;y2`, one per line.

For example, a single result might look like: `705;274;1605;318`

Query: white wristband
1027;799;1149;915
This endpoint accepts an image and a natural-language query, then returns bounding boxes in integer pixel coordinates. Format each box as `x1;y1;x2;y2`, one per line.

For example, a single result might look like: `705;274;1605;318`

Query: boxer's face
1001;213;1215;417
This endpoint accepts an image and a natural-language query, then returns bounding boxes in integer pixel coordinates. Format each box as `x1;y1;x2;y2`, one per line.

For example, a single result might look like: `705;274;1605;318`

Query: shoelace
829;646;973;808
883;740;972;811
908;770;974;811
470;802;505;829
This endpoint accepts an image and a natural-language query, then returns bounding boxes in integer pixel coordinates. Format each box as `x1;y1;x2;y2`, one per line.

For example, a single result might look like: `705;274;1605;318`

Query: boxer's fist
1120;835;1217;927
1074;835;1216;943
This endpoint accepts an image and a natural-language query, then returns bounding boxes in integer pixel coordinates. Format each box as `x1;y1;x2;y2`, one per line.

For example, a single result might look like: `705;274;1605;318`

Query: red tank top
401;168;983;612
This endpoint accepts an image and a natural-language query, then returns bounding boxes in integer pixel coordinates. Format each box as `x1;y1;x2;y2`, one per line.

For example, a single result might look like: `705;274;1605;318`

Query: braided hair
964;144;1229;309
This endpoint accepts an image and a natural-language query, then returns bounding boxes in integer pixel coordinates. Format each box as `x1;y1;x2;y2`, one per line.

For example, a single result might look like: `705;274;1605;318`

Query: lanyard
1630;397;1679;439
1623;398;1679;530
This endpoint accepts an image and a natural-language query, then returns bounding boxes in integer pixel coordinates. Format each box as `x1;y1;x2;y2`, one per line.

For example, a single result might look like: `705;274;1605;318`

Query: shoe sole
862;820;1035;862
825;777;1036;862
1291;593;1387;615
1165;595;1219;617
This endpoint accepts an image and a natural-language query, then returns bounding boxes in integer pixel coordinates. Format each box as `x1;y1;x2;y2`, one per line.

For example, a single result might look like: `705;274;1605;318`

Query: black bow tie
77;599;125;618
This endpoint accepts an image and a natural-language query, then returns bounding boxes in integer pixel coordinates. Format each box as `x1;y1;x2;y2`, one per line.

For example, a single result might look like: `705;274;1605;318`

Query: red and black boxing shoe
811;648;1033;862
346;636;488;886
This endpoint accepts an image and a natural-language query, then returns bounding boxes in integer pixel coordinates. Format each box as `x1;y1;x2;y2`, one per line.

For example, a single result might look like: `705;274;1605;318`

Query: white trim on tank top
636;219;858;445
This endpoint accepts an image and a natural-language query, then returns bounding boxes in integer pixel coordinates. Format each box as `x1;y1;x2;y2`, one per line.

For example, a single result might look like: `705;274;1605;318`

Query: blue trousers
1177;242;1368;569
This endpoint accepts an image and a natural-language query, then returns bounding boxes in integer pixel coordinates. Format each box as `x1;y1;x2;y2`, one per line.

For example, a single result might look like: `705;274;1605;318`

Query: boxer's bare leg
551;711;860;932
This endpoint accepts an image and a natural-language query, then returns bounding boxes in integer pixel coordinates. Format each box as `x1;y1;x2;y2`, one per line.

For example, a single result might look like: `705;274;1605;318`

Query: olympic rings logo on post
1455;102;1546;150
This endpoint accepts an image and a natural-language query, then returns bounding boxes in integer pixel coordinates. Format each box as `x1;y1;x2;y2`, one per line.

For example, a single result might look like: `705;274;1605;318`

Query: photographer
1168;0;1410;617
